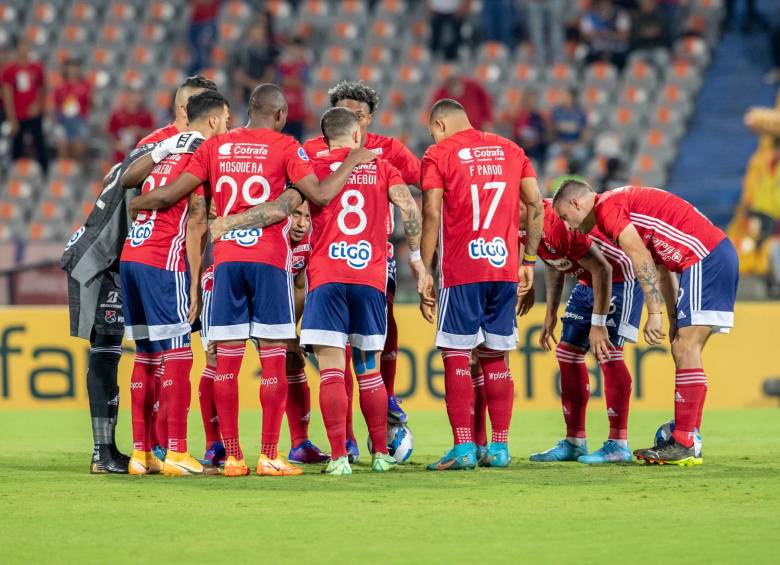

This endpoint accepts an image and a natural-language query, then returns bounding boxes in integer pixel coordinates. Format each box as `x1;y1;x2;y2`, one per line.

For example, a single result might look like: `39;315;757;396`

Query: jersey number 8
337;189;367;235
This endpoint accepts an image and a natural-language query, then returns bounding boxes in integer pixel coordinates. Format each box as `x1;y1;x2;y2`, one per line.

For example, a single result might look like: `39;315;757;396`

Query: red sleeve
384;160;405;189
566;229;592;262
285;139;315;184
184;141;211;182
420;147;444;191
388;139;421;186
594;195;631;241
519;147;536;179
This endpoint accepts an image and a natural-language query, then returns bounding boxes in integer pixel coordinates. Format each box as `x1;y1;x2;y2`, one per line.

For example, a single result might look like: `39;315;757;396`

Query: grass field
1;408;779;564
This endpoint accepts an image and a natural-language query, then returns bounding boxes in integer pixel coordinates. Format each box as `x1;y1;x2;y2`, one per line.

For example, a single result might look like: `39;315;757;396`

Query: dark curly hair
180;75;218;92
327;81;380;114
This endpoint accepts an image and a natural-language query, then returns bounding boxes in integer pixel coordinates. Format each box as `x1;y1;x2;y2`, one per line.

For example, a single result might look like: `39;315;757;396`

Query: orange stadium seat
435;63;458;83
224;0;251;20
539;85;567;109
123;67;144;89
332;21;359;42
302;0;330;18
24;25;49;46
396;65;422;85
267;1;293;19
312;65;343;86
548;62;576;86
580;85;610;109
620;84;650;106
477;41;509;64
149;0;176;21
61;24;88;45
584;60;618;87
472;63;504;86
28;223;45;241
100;24;126;46
306;88;329;114
70;2;96;23
142;23;166;43
131;45;155;66
10;159;42;182
154;89;173;111
405;44;431;66
356;65;384;85
384;87;407;110
0;201;19;221
160;67;185;89
370;19;400;44
324;45;353;66
200;67;226;87
410;19;429;43
218;21;242;43
211;45;227;66
32;2;58;25
508;63;540;86
110;2;137;22
6;179;32;199
0;4;16;23
50;159;80;180
363;44;393;66
377;0;406;17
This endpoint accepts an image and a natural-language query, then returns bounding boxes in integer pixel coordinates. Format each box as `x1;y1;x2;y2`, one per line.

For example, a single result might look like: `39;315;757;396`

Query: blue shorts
300;283;387;351
436;281;518;351
120;261;190;341
209;262;296;341
561;280;644;349
676;238;738;334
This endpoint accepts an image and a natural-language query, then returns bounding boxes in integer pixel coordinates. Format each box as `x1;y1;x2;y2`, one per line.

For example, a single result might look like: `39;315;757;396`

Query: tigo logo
221;228;262;247
468;236;508;267
329;240;372;269
329;161;342;172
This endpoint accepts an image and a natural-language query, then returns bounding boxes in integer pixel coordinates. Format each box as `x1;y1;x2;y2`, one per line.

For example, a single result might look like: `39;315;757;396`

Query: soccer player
119;90;230;475
521;199;643;464
553;182;739;465
419;99;544;470
129;84;376;477
303;81;421;428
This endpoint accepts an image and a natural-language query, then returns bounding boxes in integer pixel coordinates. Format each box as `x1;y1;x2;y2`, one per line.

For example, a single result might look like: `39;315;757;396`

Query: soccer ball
367;424;414;463
654;420;703;455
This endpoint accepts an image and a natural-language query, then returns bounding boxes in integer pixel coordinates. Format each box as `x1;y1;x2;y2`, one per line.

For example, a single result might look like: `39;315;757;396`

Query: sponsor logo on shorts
127;221;154;247
468;237;508;268
221;228;262;247
329;240;372;269
562;311;585;321
64;226;85;250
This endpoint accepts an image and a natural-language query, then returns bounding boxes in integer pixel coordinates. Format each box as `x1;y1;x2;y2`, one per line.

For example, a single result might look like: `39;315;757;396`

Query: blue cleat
288;440;329;464
346;438;360;464
427;442;477;471
578;440;632;464
529;439;588;462
152;445;167;463
476;445;490;467
200;441;226;467
486;442;511;467
387;395;408;425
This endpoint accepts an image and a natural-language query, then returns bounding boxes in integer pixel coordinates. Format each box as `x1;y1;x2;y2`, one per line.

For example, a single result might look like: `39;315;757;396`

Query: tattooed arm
209;188;303;241
185;192;208;324
129;172;201;219
617;223;666;344
388;182;426;294
519;177;544;296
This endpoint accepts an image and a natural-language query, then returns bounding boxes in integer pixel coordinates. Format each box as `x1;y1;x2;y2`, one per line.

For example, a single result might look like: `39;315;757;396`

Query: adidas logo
677;311;687;319
675;391;684;403
607;408;617;416
606;319;616;327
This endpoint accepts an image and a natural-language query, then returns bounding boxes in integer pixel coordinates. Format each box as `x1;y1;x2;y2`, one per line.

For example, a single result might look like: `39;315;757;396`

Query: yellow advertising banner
0;304;776;410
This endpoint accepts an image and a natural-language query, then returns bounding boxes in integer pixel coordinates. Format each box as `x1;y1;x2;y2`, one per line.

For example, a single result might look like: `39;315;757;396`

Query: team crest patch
297;147;310;161
104;310;117;324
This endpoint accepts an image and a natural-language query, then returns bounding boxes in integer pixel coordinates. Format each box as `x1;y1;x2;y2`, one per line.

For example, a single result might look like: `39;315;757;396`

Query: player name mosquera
219;161;264;174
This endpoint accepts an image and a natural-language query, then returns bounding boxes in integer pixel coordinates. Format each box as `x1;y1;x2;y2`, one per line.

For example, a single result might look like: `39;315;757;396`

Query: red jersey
1;61;45;120
291;231;311;275
421;128;535;288
593;186;726;272
185;127;314;269
121;153;203;271
520;200;632;286
307;148;402;293
54;79;90;119
137;122;178;146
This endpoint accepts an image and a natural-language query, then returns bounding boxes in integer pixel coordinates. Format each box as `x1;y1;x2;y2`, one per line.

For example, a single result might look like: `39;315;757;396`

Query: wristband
522;254;537;266
150;144;170;164
409;249;421;262
591;314;607;327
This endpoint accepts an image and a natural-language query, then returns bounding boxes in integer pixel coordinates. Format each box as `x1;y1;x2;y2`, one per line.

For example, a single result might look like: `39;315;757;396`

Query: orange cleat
255;454;303;476
223;456;250;477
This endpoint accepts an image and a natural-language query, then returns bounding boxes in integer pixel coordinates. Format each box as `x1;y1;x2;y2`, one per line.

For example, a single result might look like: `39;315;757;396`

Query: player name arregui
218;161;264;174
349;173;377;185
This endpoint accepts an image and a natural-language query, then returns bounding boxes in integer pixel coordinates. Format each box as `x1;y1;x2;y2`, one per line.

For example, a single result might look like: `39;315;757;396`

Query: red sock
215;344;245;459
555;343;589;438
286;368;310;446
198;364;220;447
357;369;389;454
259;346;288;459
441;348;474;444
151;361;165;447
130;353;160;451
381;300;398;396
600;347;632;440
673;368;708;448
320;368;348;459
471;364;488;446
477;348;513;444
164;346;193;453
344;345;356;441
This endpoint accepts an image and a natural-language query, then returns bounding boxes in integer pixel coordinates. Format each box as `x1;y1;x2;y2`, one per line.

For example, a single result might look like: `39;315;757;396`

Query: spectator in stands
630;0;671;51
427;0;470;61
510;89;547;164
526;0;566;66
548;88;590;170
230;14;277;113
277;37;310;142
107;88;154;162
580;0;632;69
481;0;516;48
1;36;48;174
54;58;91;164
430;72;492;130
188;0;222;74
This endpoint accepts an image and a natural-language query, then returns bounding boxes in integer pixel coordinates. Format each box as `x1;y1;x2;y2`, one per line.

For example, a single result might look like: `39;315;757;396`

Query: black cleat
638;439;703;466
90;444;130;474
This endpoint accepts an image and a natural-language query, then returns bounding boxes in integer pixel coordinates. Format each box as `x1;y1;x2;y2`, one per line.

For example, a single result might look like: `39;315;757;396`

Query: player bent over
521;199;643;464
553;182;739;465
131;85;375;476
419;99;544;470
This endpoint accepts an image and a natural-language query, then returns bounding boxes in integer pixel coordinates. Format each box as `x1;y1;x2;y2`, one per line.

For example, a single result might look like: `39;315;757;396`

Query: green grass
1;409;779;564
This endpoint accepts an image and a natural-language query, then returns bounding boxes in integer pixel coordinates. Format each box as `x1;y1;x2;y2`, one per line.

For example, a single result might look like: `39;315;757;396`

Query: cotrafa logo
127;221;154;247
468;237;508;267
457;146;505;162
221;228;262;247
328;240;372;269
219;143;268;157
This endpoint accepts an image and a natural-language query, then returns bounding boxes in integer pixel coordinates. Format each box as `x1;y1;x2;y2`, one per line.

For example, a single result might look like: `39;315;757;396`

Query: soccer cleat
90;445;129;474
346;438;360;464
529;439;588;462
163;451;205;476
476;445;490;467
255;454;304;476
638;438;703;466
322;456;352;475
200;441;226;468
128;450;163;475
152;445;167;462
371;452;397;472
426;442;477;471
223;456;250;477
387;395;408;425
288;440;330;464
486;442;511;468
578;440;633;464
